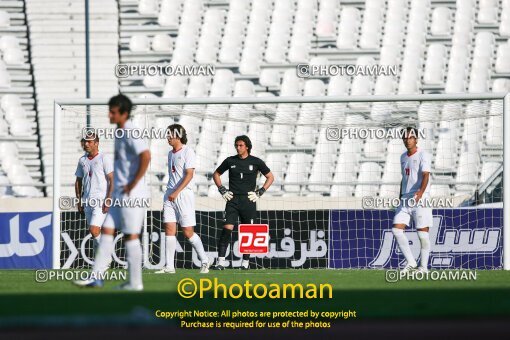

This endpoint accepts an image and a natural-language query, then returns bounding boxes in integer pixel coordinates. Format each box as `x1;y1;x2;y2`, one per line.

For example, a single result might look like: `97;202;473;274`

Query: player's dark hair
167;124;187;144
235;135;252;154
108;94;133;117
402;127;419;139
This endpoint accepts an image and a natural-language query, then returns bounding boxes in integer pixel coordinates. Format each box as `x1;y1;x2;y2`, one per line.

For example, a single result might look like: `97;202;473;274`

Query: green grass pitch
1;269;510;325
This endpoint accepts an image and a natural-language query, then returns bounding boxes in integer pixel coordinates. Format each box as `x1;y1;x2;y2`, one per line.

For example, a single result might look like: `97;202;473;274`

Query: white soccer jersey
113;120;149;198
167;145;196;192
400;148;432;198
75;152;113;199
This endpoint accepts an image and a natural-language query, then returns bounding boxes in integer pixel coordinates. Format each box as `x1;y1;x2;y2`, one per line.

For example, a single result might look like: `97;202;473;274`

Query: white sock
93;234;101;252
92;234;113;277
418;231;430;269
188;233;208;263
126;238;143;287
392;228;417;267
165;236;176;270
241;260;249;268
218;256;225;266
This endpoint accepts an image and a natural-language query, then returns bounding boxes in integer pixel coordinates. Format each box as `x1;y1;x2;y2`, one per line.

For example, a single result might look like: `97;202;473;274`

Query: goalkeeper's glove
248;188;266;202
218;185;233;201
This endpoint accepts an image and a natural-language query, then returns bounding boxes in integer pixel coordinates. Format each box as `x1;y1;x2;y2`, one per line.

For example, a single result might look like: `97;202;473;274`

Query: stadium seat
350;57;375;109
9;118;33;137
308;155;334;193
0;10;10;27
0;118;8;136
249;116;270;156
355;162;382;197
500;0;510;36
0;68;10;87
233;80;255;97
331;151;360;197
266;153;287;194
4;106;27;124
284;153;312;193
492;78;510;92
259;69;281;88
158;0;182;27
423;44;447;85
495;43;510;73
336;7;360;50
138;0;159;16
359;0;385;49
430;7;451;36
152;34;173;52
430;185;451;197
486;115;503;146
0;35;19;52
163;76;187;98
129;34;150;52
456;150;480;192
0;94;21;112
477;0;498;25
315;0;338;38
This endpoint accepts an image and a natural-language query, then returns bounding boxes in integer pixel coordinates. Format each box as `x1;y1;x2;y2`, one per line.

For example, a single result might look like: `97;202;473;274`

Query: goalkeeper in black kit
212;135;274;270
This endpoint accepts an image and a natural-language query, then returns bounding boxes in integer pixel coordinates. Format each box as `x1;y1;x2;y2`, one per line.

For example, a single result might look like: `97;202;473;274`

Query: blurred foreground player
392;127;432;274
74;94;151;290
155;124;210;274
74;134;113;256
212;135;274;270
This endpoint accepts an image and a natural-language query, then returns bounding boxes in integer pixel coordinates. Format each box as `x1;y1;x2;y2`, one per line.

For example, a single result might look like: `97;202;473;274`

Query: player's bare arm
103;172;114;214
414;171;430;201
123;150;151;195
168;168;194;202
75;176;83;214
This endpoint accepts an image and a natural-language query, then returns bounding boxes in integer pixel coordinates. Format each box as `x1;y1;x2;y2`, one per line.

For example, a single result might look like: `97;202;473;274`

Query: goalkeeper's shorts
223;195;256;226
163;189;196;227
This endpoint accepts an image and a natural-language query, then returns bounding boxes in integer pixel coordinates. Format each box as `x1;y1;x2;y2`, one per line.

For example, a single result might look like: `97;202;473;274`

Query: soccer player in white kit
156;124;210;274
74;94;151;290
74;134;114;254
392;127;432;273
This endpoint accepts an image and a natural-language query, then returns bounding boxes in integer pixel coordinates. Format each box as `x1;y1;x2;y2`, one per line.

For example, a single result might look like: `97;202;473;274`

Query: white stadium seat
138;0;159;16
495;43;510;73
430;7;451;36
0;10;10;27
355;162;382;197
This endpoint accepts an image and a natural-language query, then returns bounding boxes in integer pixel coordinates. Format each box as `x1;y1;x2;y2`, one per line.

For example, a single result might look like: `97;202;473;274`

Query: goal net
52;95;506;270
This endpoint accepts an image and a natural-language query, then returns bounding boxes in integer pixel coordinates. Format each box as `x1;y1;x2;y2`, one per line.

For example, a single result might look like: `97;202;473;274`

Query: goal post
52;93;510;270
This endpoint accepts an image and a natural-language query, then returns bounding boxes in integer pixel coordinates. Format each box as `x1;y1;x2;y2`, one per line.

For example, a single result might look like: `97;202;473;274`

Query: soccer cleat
211;264;225;270
73;279;104;288
155;267;176;274
113;282;143;291
400;264;417;274
200;262;210;274
240;265;249;270
416;266;429;274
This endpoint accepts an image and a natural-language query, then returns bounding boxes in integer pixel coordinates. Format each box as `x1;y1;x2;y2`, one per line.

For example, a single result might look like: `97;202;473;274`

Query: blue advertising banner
0;212;53;269
329;209;503;269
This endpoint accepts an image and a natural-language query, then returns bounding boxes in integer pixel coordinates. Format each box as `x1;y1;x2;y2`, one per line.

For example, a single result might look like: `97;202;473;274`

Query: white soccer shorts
84;206;107;228
393;202;433;229
102;197;146;235
163;189;196;227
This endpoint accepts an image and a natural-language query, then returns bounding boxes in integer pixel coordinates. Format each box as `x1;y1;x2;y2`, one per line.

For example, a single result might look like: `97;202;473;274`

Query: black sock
218;228;232;258
242;254;250;261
